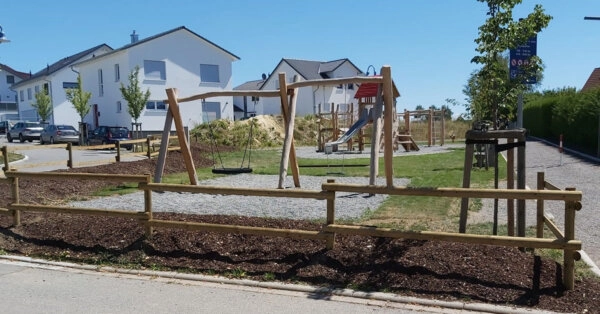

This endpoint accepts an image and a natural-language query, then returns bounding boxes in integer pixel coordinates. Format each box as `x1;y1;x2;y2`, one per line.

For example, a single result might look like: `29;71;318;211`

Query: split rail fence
0;170;583;290
0;137;178;172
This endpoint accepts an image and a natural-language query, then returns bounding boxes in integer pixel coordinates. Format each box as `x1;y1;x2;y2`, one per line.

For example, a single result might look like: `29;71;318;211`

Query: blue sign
509;36;537;84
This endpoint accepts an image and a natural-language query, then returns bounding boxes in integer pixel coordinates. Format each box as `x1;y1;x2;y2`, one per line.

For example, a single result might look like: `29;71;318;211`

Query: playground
0;66;594;312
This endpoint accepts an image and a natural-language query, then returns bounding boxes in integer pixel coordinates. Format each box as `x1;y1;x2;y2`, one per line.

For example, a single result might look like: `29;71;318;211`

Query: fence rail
0;170;583;290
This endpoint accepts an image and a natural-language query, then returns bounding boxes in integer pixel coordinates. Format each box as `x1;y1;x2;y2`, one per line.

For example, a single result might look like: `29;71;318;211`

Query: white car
7;121;44;143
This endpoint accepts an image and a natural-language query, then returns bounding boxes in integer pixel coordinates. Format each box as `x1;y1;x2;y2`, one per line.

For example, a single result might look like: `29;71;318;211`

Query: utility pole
584;16;600;157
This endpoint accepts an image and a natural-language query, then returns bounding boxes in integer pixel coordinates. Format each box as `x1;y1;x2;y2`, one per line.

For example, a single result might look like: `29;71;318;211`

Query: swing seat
212;167;253;175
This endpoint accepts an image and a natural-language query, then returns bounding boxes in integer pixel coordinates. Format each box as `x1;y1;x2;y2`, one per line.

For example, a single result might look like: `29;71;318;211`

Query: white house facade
248;58;363;117
10;45;113;124
0;63;28;121
73;26;240;131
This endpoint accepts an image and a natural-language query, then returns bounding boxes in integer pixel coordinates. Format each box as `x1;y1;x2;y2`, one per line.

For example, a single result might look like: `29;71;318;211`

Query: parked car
87;126;132;149
0;120;15;134
40;124;80;145
7;121;44;143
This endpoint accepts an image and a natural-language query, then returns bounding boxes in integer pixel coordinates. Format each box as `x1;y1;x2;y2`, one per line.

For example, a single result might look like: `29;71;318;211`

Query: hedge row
523;88;600;156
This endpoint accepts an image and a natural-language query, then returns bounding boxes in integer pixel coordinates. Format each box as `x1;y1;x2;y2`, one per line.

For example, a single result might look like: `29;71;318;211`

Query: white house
0;63;29;121
10;45;113;124
232;78;265;120
234;58;363;117
72;26;240;131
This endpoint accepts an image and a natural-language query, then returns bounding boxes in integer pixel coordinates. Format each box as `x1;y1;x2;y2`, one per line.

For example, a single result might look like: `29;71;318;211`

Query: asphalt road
0;257;493;314
0;135;146;173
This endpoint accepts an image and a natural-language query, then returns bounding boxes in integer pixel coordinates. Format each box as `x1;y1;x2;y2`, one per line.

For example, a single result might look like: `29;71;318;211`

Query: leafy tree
65;74;92;124
32;90;53;123
120;66;150;124
469;0;552;129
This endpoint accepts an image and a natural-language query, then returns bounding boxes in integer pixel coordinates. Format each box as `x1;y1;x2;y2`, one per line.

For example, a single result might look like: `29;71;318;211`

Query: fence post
143;175;153;238
10;173;20;226
115;142;121;162
325;179;336;249
146;137;152;159
1;146;8;172
563;187;580;290
536;172;545;238
66;143;73;168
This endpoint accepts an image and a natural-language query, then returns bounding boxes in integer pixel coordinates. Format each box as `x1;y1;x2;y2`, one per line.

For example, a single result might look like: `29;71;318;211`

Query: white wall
79;28;237;131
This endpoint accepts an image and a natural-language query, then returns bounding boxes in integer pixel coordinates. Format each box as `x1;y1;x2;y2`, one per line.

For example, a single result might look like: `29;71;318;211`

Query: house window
114;64;120;82
274;79;279;89
202;101;221;122
19;90;24;102
200;64;219;83
347;83;354;90
144;60;166;80
145;100;166;111
27;88;32;100
116;101;122;113
43;83;49;95
6;75;14;84
98;69;104;96
35;85;40;94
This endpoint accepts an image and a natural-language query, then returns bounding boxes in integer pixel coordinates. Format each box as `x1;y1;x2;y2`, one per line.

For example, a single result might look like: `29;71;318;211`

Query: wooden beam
147;219;329;240
142;182;334;200
154;108;174;183
321;182;582;201
166;88;198;185
278;73;300;188
4;171;148;182
177;90;281;103
369;84;383;185
324;224;582;250
381;66;394;187
8;204;147;219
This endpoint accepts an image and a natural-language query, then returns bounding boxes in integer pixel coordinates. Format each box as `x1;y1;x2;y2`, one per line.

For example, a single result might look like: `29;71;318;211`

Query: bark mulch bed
0;143;598;313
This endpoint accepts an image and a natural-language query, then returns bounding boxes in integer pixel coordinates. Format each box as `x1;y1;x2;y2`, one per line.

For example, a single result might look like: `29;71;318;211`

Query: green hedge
524;88;600;155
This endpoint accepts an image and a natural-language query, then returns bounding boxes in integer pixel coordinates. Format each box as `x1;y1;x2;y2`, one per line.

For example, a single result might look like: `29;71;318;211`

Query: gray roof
0;63;29;80
233;79;266;90
12;44;112;88
73;26;240;67
270;58;363;81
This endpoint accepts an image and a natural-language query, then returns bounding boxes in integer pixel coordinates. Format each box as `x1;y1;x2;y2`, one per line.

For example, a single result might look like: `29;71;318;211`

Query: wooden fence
0;170;583;290
1;138;179;172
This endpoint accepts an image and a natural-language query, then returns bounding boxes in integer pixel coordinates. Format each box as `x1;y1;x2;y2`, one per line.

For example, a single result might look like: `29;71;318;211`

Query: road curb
0;254;559;314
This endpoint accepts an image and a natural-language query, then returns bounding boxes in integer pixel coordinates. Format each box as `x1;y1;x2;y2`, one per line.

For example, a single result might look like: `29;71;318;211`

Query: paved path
522;139;600;267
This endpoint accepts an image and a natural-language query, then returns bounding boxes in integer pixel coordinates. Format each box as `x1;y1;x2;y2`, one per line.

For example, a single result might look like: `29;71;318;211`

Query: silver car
7;121;44;143
40;124;80;144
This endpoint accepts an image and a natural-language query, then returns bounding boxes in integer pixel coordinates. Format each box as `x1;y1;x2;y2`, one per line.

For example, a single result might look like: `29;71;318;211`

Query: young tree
32;90;53;123
470;0;552;129
66;75;92;124
120;66;150;125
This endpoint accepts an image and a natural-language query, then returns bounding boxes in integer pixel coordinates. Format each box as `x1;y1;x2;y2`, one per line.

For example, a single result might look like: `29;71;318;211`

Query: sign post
510;36;537;129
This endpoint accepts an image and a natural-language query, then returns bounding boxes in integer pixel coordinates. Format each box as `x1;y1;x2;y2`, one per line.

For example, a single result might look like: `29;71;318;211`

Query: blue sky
1;1;599;117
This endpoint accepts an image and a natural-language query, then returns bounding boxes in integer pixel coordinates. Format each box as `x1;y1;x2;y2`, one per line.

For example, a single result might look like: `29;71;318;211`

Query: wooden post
517;135;526;237
278;73;300;189
563;187;579;290
381;66;394;187
459;143;475;233
536;172;545;238
143;175;153;237
115;142;121;162
2;145;9;172
507;138;515;236
404;110;410;134
66;142;73;168
166;88;198;185
428;108;433;147
146;137;152;159
10;174;20;226
326;179;336;249
154;109;174;183
440;109;445;146
369;84;383;185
